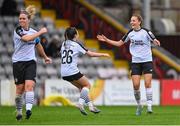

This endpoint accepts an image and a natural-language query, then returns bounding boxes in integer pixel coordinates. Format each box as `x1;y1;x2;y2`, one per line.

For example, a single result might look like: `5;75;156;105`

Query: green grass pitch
0;106;179;125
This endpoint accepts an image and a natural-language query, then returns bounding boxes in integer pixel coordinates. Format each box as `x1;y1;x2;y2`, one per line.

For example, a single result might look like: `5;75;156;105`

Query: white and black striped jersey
12;26;40;63
60;40;88;77
121;28;156;63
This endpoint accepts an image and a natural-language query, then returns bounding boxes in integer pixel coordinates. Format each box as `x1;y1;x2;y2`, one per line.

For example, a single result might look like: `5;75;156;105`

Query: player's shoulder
141;28;154;36
75;41;84;46
15;25;22;33
70;40;83;47
73;40;88;51
126;29;133;34
63;40;86;49
141;27;151;33
14;25;25;37
61;40;78;49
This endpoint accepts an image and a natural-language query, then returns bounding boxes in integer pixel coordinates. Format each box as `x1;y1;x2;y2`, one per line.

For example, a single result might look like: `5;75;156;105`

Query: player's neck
133;26;141;31
72;38;77;41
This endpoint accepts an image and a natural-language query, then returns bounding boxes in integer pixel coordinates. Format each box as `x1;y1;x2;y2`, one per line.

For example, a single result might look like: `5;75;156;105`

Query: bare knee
144;74;152;88
16;84;25;94
132;75;141;90
25;80;35;91
145;82;151;88
133;84;140;90
75;76;91;90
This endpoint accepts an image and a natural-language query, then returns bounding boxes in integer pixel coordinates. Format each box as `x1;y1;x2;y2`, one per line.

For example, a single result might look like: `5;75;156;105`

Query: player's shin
79;87;89;105
134;90;141;105
146;88;153;113
15;94;23;115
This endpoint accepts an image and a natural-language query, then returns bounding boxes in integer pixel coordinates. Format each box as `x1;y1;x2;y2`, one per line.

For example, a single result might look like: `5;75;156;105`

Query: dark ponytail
64;27;77;40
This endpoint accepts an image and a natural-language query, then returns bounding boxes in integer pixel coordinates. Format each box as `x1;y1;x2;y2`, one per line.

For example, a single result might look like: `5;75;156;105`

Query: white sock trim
25;91;34;111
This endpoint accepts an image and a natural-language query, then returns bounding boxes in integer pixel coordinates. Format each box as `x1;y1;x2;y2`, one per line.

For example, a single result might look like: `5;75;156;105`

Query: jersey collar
133;27;141;32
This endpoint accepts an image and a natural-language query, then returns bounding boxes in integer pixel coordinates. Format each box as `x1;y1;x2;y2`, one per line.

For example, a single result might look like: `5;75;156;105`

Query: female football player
97;14;160;116
12;5;52;120
61;27;110;115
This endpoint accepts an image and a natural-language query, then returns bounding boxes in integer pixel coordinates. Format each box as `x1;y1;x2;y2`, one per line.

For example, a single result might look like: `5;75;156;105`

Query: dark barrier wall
157;35;180;59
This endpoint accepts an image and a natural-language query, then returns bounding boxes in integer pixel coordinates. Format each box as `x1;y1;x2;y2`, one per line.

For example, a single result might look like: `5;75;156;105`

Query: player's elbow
117;41;124;47
117;43;122;47
86;51;95;57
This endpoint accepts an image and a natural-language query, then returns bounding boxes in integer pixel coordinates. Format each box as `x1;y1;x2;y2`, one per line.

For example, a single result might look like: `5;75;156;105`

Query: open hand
40;27;48;34
153;39;160;46
97;34;108;42
44;57;52;64
103;53;111;57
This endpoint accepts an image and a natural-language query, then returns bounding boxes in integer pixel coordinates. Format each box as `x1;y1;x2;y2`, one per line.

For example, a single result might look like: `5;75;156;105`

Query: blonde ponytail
25;5;36;20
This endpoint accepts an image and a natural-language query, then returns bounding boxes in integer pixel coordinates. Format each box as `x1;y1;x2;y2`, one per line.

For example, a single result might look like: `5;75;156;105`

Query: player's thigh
131;63;142;90
142;62;153;88
131;75;141;90
24;60;37;82
71;81;83;90
13;62;25;84
131;63;142;76
142;62;153;74
74;75;91;89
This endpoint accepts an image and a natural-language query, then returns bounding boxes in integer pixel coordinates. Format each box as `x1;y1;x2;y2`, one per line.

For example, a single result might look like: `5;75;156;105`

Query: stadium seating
0;0;130;83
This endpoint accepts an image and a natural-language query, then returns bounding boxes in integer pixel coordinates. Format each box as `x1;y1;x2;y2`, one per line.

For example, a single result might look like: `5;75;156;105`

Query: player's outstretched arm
36;43;52;64
86;50;110;58
97;34;124;47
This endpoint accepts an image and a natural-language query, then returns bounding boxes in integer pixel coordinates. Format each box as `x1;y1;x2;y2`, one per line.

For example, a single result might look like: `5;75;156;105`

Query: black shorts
62;72;83;82
13;60;36;85
131;62;153;75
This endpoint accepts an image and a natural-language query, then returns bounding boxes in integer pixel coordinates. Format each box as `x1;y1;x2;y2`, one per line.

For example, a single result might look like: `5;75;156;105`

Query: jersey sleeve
147;31;156;41
76;42;88;54
143;28;156;41
15;26;25;38
121;29;132;43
